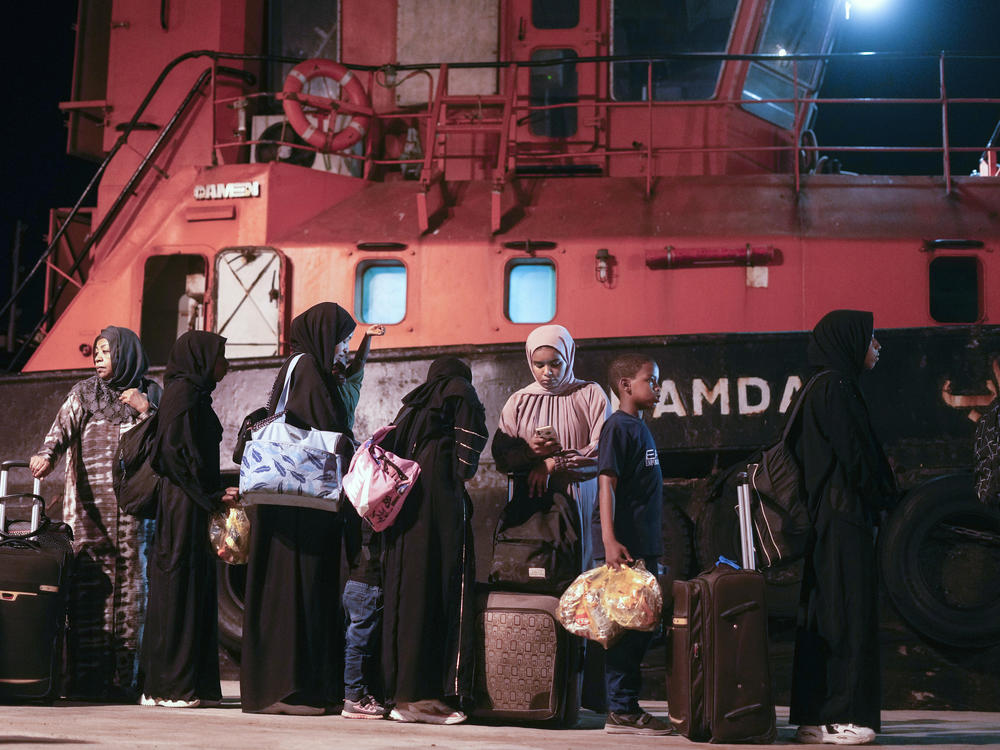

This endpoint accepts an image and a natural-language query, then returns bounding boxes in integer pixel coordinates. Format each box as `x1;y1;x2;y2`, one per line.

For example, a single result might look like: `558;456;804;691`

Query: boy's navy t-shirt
592;410;663;559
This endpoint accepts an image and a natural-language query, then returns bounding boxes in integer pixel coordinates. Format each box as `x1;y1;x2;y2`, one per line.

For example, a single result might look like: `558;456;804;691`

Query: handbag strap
274;353;306;414
780;368;835;440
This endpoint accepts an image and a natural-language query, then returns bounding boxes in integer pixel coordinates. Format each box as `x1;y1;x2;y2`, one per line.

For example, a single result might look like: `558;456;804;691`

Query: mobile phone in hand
535;425;558;442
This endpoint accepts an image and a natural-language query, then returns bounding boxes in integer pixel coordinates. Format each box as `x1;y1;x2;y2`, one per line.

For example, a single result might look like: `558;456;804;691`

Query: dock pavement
1;681;997;749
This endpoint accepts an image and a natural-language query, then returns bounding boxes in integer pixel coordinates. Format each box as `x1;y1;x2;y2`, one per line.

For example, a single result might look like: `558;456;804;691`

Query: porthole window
506;259;556;323
356;260;406;324
929;256;981;323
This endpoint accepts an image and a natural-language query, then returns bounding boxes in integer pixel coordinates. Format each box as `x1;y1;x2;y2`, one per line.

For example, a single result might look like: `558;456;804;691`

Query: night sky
2;1;1000;358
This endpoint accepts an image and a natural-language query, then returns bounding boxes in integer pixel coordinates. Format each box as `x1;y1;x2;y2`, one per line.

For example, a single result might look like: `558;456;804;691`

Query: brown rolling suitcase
473;590;580;726
668;472;776;743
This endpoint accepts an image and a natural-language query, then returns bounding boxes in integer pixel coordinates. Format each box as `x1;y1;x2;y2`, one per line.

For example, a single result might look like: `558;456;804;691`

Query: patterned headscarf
521;324;586;396
79;325;160;424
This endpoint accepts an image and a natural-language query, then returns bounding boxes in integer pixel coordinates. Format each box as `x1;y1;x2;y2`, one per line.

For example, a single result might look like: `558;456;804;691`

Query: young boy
594;353;672;736
342;512;386;719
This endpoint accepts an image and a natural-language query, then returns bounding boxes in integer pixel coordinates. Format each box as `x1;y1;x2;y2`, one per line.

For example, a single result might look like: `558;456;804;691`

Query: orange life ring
281;58;371;153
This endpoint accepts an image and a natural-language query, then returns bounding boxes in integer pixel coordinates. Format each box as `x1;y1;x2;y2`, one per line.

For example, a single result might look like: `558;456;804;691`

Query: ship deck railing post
940;51;952;194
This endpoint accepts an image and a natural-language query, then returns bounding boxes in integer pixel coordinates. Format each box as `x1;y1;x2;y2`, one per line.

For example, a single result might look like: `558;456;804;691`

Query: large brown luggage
668;473;776;743
473;590;580;726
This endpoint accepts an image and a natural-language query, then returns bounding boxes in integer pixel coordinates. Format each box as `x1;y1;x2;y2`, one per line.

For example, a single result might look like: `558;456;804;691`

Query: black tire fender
878;473;1000;648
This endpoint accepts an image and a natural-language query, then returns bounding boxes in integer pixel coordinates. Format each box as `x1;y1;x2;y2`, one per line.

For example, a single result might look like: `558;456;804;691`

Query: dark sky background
1;1;1000;358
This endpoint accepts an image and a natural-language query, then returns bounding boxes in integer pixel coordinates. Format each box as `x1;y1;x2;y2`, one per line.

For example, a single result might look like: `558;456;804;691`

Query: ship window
506;259;556;323
532;0;578;29
140;255;207;366
611;0;739;101
530;49;578;138
741;0;839;129
356;261;407;325
929;256;980;323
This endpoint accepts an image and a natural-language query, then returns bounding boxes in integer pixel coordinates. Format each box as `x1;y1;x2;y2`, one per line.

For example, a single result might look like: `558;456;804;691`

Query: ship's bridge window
356;261;407;325
530;49;579;138
506;259;556;323
533;0;579;29
929;256;981;323
741;0;839;129
611;0;739;101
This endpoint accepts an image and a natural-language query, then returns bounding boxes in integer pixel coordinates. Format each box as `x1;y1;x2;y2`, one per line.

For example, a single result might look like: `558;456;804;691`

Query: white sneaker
157;697;201;709
796;724;876;745
140;694;158;707
389;700;466;725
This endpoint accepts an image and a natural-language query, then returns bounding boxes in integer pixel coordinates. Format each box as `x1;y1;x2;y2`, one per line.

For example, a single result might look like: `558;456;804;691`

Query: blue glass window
506;260;556;323
356;261;406;324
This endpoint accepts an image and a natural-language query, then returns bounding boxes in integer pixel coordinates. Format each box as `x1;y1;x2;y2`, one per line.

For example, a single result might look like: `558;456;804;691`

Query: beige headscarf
521;324;587;396
498;325;609;456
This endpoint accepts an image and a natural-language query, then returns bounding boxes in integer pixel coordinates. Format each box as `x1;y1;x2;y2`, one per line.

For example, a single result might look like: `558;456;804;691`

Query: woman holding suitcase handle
30;325;161;701
789;310;896;746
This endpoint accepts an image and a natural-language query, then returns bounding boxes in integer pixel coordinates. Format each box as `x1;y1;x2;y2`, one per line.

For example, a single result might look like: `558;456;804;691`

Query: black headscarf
155;331;226;435
78;325;161;423
807;310;874;379
290;302;356;370
401;356;475;410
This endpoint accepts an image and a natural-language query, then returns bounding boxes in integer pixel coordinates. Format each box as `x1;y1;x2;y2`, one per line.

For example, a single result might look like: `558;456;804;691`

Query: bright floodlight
845;0;889;19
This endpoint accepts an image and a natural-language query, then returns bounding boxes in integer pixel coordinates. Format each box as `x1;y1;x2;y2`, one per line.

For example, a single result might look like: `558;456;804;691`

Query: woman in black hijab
31;325;160;700
241;302;358;715
789;310;896;745
140;331;232;708
381;357;488;724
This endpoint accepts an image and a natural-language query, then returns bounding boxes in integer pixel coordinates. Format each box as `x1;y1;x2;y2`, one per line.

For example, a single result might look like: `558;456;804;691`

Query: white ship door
214;247;284;358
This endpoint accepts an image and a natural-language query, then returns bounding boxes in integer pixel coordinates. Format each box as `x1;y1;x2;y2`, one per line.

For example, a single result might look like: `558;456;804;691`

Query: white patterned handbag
239;354;350;512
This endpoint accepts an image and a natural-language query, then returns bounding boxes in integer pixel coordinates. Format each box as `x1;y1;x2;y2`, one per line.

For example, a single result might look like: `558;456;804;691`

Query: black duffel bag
489;474;582;596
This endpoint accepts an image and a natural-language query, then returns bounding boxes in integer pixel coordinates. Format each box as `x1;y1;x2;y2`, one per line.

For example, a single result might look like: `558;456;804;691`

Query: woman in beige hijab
492;324;611;567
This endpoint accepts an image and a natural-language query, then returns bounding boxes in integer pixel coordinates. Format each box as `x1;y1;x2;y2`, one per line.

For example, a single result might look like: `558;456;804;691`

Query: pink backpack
342;425;421;531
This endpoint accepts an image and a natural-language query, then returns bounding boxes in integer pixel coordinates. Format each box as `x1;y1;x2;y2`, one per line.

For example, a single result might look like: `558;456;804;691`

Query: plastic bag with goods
209;505;251;565
602;559;662;631
557;565;623;648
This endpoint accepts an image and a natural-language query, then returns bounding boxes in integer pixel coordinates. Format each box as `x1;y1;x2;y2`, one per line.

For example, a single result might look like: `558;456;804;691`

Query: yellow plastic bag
209;505;251;565
557;565;624;648
602;560;663;632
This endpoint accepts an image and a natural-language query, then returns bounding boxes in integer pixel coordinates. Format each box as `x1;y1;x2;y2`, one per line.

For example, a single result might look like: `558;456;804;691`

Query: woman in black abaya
141;331;233;708
789;310;896;745
381;357;488;724
240;302;357;715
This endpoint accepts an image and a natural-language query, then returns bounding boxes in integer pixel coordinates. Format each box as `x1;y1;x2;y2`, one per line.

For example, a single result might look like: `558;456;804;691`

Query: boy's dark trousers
597;556;660;714
342;579;383;701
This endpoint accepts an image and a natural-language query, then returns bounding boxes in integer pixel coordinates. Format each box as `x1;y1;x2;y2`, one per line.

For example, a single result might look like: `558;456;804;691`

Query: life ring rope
281;58;372;154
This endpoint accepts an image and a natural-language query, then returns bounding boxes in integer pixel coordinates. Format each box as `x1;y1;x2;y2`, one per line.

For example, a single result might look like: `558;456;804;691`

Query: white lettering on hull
193;181;261;200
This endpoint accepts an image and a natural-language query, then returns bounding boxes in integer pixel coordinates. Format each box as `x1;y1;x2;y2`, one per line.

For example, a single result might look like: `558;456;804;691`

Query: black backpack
746;370;832;566
489;475;582;596
112;414;161;519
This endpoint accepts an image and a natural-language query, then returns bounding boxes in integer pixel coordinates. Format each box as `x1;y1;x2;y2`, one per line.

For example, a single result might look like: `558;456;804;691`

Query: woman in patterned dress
30;326;161;701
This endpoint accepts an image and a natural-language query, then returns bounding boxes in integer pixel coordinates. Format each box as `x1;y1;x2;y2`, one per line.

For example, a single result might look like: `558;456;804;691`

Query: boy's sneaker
605;710;675;735
343;694;387;720
795;724;877;745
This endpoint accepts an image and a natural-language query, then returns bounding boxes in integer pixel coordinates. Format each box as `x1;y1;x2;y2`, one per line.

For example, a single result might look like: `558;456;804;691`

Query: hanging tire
879;474;1000;648
217;559;246;659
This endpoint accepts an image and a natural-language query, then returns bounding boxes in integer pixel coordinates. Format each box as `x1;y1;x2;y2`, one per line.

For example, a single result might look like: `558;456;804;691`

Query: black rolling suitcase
0;460;73;703
669;472;776;743
473;589;580;726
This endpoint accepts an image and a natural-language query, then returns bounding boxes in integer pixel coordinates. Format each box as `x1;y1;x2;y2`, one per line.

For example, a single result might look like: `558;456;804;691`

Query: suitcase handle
0;460;45;533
